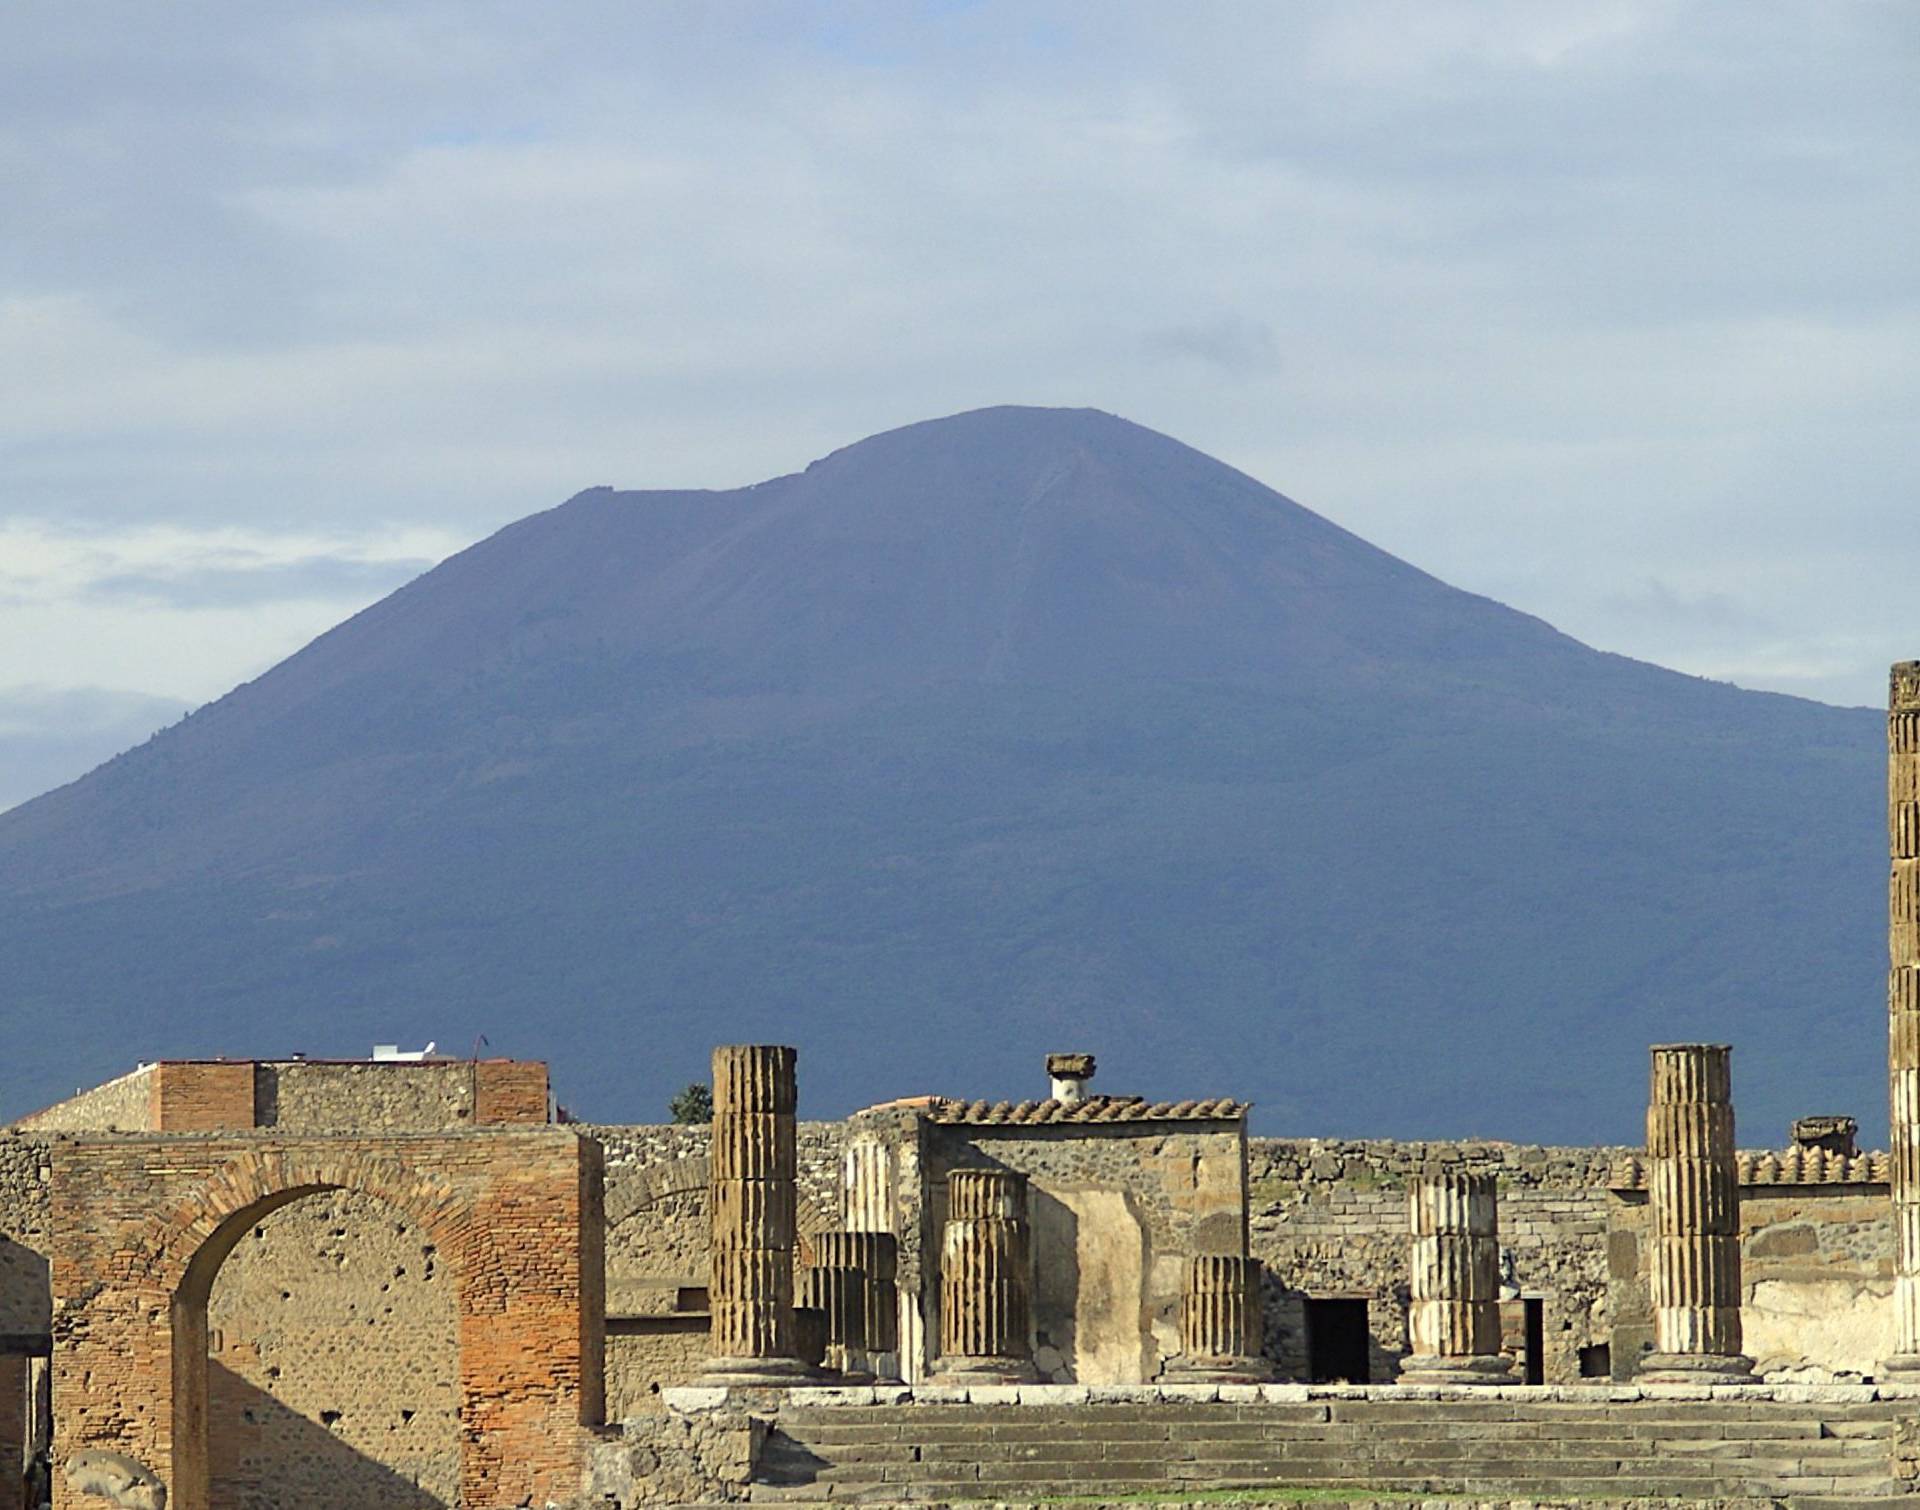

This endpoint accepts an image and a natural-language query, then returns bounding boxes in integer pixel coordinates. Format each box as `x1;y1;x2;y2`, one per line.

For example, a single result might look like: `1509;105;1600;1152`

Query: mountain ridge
0;406;1884;1140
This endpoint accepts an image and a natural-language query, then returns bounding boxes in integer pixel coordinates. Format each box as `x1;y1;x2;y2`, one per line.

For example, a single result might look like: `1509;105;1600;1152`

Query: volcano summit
0;407;1880;1138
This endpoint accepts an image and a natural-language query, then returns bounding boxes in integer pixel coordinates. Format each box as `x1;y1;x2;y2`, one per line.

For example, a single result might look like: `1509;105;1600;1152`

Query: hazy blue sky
3;1;1915;808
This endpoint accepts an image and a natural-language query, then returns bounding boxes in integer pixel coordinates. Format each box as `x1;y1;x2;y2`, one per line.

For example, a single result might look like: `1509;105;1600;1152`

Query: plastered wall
1609;1183;1894;1379
922;1121;1247;1384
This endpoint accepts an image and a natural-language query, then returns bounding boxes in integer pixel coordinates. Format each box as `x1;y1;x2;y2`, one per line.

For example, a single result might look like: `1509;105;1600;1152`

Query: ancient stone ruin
5;664;1920;1505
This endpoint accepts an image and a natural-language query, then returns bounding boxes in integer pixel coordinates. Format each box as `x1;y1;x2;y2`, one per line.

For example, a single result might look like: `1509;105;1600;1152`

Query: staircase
748;1397;1907;1505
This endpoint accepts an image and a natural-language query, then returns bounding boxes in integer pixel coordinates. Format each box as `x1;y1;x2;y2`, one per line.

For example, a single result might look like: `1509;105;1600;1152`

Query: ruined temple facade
0;1049;1899;1509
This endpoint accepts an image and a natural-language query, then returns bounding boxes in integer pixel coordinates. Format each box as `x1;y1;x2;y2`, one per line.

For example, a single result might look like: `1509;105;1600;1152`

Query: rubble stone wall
0;1133;52;1336
257;1063;483;1131
1247;1140;1624;1384
14;1069;156;1133
588;1122;846;1412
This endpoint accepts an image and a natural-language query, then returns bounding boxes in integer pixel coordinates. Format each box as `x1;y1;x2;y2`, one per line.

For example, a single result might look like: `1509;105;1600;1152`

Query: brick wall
474;1060;550;1124
151;1063;256;1131
49;1130;600;1510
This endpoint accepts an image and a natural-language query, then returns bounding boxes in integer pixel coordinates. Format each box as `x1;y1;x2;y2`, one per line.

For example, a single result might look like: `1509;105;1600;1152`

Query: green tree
668;1081;713;1125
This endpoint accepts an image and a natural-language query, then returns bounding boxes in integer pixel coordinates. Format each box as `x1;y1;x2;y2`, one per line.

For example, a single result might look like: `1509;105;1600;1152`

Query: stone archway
50;1132;600;1510
190;1185;464;1508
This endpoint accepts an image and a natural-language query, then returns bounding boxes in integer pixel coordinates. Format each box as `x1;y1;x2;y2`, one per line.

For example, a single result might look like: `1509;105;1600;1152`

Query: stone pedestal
798;1261;871;1381
1398;1170;1513;1385
818;1230;901;1383
1638;1043;1754;1384
1887;663;1920;1381
1169;1254;1271;1381
703;1044;810;1385
933;1169;1037;1382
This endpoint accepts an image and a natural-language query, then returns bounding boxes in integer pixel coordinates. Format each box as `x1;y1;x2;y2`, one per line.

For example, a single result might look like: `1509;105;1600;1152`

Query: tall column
1398;1170;1512;1384
933;1169;1037;1382
1889;663;1920;1378
818;1230;902;1383
1172;1254;1271;1381
703;1044;809;1384
1638;1043;1753;1382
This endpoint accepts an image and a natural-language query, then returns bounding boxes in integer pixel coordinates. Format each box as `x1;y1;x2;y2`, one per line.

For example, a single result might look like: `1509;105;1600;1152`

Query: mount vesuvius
0;407;1883;1140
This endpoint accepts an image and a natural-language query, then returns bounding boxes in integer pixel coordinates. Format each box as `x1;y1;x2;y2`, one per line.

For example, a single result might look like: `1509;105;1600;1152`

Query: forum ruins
7;665;1920;1508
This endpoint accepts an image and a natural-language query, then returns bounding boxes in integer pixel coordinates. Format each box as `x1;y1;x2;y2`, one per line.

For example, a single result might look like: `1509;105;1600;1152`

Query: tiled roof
1609;1148;1890;1189
923;1094;1246;1125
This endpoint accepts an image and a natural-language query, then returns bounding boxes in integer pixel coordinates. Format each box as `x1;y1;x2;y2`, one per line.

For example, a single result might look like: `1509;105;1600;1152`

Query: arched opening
171;1183;460;1510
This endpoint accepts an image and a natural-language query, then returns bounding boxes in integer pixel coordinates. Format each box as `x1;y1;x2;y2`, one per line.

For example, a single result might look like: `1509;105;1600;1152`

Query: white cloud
0;0;1914;712
0;518;463;702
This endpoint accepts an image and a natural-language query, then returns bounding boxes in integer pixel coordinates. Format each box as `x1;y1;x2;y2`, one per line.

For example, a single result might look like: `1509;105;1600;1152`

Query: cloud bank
1;1;1913;804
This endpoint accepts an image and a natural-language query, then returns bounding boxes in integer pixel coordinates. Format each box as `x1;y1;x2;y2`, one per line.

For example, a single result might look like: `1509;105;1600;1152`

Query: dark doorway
1523;1298;1545;1385
1304;1298;1370;1383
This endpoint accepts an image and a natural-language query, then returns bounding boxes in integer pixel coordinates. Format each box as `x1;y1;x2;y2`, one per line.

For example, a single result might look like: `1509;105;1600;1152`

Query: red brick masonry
50;1130;601;1510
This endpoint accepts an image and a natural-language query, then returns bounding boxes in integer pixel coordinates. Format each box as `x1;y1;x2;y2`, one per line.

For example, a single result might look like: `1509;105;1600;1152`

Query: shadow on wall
208;1363;449;1510
0;1238;50;1333
1027;1188;1081;1380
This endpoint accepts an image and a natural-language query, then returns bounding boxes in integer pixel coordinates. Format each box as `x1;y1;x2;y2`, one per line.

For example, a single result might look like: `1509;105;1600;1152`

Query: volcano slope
0;407;1882;1139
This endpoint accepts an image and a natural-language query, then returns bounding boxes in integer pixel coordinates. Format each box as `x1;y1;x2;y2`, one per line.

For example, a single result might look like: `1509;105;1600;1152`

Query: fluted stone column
1888;663;1920;1379
842;1137;895;1233
1638;1043;1753;1382
798;1260;872;1379
818;1230;901;1383
703;1043;810;1383
1170;1254;1271;1381
933;1169;1037;1382
1398;1169;1511;1384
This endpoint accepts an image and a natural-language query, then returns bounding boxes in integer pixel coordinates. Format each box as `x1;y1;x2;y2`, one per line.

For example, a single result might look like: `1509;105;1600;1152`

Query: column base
1397;1354;1514;1386
1164;1355;1276;1383
1877;1353;1920;1383
1635;1352;1755;1385
698;1356;817;1387
930;1355;1039;1384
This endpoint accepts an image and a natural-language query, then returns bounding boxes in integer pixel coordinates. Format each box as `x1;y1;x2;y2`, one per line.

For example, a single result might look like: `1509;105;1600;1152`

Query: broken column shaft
1398;1170;1512;1384
934;1169;1037;1381
703;1043;809;1383
817;1229;901;1382
1638;1043;1753;1382
1174;1254;1270;1381
797;1258;871;1380
1888;661;1920;1379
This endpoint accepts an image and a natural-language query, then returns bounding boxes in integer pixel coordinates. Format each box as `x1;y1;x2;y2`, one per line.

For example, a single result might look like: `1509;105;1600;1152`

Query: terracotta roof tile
923;1094;1246;1126
1608;1148;1890;1189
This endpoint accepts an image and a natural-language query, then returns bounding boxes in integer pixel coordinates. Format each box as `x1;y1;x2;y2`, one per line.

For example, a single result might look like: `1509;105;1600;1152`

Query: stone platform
599;1383;1920;1507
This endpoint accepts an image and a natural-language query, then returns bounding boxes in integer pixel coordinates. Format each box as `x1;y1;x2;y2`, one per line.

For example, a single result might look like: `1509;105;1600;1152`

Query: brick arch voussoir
146;1148;469;1294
